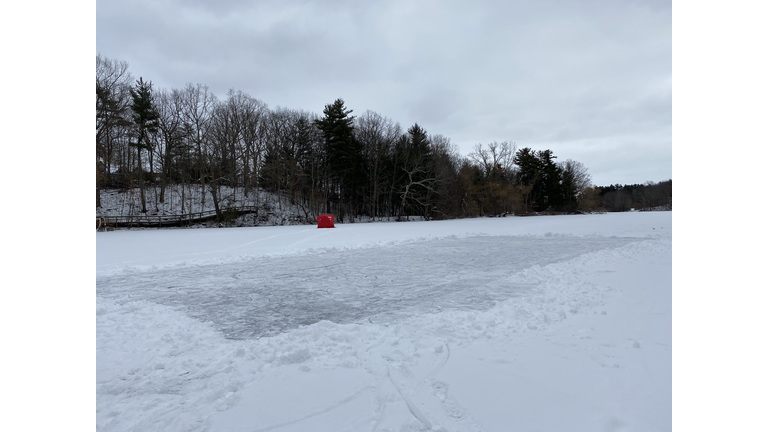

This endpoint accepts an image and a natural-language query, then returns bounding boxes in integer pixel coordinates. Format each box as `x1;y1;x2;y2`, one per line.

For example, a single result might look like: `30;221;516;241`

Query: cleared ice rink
98;235;639;339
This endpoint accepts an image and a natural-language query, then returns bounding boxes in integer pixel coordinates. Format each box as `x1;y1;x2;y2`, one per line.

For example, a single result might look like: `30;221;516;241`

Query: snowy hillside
97;185;417;227
97;212;672;431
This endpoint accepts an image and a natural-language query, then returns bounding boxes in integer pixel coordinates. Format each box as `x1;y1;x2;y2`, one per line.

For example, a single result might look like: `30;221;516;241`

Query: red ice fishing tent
317;214;335;228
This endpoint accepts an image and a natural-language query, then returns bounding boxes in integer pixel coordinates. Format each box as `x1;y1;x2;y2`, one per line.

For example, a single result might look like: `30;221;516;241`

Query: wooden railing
97;206;261;229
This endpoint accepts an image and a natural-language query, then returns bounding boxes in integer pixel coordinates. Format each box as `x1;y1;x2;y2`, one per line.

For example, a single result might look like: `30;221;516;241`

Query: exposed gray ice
97;235;639;340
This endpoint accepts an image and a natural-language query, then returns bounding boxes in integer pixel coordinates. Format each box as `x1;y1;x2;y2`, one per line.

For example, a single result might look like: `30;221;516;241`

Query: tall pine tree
513;147;565;212
315;99;361;219
129;77;160;213
536;149;564;211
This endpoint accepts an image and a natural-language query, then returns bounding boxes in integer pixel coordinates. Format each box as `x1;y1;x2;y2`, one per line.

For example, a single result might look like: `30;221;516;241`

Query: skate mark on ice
247;385;375;432
382;343;484;431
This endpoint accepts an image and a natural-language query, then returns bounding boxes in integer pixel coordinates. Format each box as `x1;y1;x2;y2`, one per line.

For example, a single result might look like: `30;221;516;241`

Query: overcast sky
96;0;671;186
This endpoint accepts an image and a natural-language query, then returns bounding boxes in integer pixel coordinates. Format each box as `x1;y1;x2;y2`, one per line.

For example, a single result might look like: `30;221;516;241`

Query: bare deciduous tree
467;141;519;215
180;83;218;210
155;88;187;205
560;159;592;197
96;54;133;207
355;110;401;219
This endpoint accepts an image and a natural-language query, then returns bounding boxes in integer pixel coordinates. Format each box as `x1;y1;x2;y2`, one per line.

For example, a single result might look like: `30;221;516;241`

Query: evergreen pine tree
536;149;564;211
513;147;542;212
314;99;360;219
129;77;160;213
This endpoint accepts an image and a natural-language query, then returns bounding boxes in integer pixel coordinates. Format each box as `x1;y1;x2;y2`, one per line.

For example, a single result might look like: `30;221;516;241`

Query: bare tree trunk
244;145;250;198
209;182;222;221
96;160;102;208
200;175;206;209
398;183;410;221
160;172;166;205
138;148;147;213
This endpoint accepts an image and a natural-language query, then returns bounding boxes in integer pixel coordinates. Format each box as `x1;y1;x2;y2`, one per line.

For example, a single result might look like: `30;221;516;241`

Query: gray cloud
97;0;671;185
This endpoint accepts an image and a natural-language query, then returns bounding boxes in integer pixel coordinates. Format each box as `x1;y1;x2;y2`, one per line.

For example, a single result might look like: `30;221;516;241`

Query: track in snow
97;235;639;340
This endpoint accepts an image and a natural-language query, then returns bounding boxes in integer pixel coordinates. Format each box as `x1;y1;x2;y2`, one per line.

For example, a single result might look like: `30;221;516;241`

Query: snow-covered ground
97;186;267;218
97;212;671;431
97;186;384;226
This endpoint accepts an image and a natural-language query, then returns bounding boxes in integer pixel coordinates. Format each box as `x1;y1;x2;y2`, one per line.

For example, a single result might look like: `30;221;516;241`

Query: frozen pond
97;235;639;339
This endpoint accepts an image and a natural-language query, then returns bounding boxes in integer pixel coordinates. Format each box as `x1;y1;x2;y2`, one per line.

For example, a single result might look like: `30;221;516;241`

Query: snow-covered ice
97;212;671;431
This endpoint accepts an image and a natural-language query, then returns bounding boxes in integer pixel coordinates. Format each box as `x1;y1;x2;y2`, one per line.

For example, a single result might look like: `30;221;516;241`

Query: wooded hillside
97;55;671;224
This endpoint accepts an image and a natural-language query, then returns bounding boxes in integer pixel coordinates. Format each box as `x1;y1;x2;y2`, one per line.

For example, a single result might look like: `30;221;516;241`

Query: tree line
577;181;673;212
96;54;670;222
